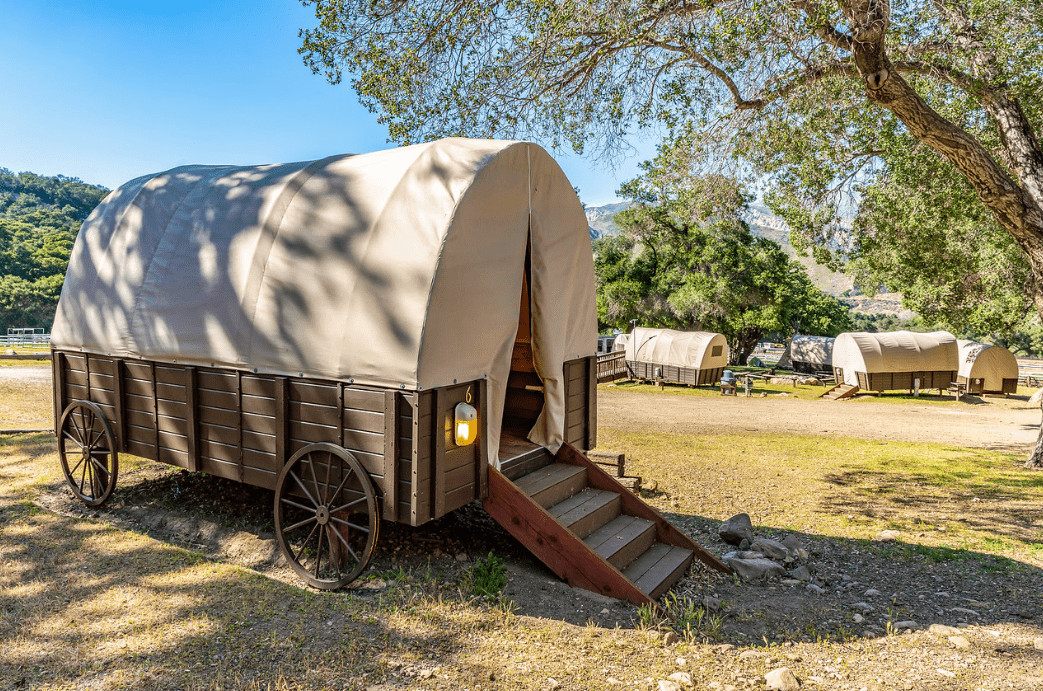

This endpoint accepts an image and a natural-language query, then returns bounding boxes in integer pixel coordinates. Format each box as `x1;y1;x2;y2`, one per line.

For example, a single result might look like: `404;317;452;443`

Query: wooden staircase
483;442;730;608
820;383;859;400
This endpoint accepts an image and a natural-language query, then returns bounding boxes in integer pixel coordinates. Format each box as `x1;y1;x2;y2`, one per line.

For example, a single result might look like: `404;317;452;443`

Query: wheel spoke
90;457;110;485
78;448;91;493
280;496;315;514
326;525;342;580
329;515;370;533
290;471;319;507
71;411;87;446
82;449;95;496
330;496;368;514
69;453;87;478
86;422;105;451
282;515;317;533
313;521;325;579
306;455;323;508
329;522;360;563
62;430;79;445
85;409;98;446
322;451;333;505
291;522;319;564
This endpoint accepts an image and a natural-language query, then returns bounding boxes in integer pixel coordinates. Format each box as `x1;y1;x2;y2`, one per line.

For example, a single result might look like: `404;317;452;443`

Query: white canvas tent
51;138;597;466
832;330;958;389
624;327;729;385
625;328;728;369
957;340;1019;394
778;335;835;373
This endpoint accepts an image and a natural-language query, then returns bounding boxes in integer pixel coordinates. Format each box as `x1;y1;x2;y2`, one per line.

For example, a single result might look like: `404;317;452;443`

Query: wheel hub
315;506;330;525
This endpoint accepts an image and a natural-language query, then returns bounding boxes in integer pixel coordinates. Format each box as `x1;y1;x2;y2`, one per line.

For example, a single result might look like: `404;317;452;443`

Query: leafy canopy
597;159;850;363
299;0;1043;336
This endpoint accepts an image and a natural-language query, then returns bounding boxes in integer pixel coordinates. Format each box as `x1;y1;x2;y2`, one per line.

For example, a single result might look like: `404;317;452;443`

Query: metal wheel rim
58;401;119;507
274;443;379;589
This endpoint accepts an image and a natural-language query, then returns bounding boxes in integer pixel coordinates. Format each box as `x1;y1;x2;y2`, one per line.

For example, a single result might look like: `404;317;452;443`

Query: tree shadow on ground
0;433;514;690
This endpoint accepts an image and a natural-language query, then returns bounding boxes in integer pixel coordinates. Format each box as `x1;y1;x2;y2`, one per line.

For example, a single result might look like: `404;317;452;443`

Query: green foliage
596;155;849;363
298;0;1043;344
0;168;107;332
462;552;507;599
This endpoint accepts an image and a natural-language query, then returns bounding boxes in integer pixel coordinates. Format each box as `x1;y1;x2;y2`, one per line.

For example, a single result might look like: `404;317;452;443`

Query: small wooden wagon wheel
274;443;380;589
57;400;119;507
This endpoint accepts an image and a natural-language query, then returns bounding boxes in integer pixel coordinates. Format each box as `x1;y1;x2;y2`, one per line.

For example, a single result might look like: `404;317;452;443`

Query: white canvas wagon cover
832;330;957;386
957;340;1019;392
778;335;835;369
624;327;729;369
51;138;597;463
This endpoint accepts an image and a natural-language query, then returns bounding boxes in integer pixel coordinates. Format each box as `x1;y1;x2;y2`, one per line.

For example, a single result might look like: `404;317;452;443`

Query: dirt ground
598;385;1043;454
5;366;1043;689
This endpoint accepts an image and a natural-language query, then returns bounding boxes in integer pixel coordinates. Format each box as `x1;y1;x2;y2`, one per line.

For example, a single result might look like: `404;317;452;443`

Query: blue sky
0;1;652;206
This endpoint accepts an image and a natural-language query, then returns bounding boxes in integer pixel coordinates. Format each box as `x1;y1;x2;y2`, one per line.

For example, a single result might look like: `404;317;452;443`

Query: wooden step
584;515;656;570
548;488;621;538
483;442;730;612
623;543;694;600
514;463;587;508
820;383;859;400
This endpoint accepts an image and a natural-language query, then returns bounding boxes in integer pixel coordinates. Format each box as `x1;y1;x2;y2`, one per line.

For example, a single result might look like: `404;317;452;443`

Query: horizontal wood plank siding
52;350;436;525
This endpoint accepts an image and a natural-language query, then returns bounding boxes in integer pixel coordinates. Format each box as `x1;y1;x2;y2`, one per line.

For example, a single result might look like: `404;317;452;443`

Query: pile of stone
718;513;811;582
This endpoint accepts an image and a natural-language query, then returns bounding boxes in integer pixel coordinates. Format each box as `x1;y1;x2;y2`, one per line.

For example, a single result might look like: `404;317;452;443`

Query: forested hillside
0;169;109;333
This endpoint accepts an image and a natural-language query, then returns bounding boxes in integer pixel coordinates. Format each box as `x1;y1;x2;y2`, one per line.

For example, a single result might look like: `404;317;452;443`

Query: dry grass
598;428;1043;566
2;374;1043;689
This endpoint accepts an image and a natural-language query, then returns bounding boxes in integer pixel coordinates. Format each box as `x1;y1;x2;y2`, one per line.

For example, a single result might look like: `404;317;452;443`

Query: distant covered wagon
624;327;729;386
831;330;958;392
957;340;1019;395
50;138;598;587
51;139;724;601
778;335;835;374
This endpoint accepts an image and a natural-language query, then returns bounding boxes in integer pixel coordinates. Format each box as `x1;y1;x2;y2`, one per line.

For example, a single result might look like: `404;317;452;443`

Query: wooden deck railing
596;351;628;383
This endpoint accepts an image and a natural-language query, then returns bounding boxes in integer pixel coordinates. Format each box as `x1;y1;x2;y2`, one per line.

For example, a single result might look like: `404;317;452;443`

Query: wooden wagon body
51;350;595;525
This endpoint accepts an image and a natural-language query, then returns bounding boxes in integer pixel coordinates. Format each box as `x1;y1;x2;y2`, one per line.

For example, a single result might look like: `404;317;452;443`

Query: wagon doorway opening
501;237;545;443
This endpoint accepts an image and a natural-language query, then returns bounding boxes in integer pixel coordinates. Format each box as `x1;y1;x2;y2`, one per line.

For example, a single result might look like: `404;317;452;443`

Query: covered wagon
51;138;725;601
831;330;958;392
624;327;729;386
957;340;1019;395
777;335;835;374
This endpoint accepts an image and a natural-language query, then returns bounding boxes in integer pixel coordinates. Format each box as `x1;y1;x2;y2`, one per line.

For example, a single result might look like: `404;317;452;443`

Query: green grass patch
598;427;1043;565
462;552;507;598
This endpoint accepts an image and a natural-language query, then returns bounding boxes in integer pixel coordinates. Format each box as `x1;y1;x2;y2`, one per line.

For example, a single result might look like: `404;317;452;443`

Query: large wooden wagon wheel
274;443;380;590
57;400;119;507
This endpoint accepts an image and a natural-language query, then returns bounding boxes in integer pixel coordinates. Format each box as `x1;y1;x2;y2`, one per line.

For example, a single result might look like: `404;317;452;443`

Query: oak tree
299;0;1043;465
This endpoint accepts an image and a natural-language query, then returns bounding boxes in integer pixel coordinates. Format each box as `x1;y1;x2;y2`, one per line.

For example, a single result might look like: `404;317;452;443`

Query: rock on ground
725;556;785;582
765;667;801;690
718;513;755;545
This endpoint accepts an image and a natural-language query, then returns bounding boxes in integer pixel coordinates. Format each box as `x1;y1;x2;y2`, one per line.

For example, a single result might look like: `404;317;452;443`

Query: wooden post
52;351;64;436
478;377;489;499
586;355;597;451
382;390;399;522
236;371;244;482
433;387;446;518
185;367;200;471
113;359;126;452
275;377;288;471
150;361;159;456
